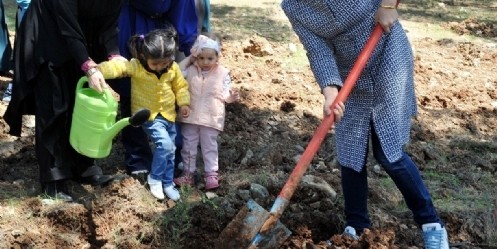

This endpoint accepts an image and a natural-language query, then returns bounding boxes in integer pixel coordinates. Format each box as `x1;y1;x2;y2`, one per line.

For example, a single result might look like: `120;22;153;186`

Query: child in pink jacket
174;33;240;190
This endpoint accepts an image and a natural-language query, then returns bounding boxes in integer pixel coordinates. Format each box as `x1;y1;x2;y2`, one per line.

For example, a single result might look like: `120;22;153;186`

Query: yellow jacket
98;58;190;122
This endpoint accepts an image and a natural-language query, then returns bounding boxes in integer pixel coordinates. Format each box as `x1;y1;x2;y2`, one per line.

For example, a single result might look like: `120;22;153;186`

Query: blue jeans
142;115;176;186
341;124;441;233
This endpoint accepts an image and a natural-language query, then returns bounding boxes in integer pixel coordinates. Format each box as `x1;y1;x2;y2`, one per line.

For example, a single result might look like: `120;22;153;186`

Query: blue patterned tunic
282;0;417;172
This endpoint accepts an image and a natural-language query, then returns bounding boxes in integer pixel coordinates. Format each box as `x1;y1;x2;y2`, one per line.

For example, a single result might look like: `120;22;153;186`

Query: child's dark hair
128;26;178;66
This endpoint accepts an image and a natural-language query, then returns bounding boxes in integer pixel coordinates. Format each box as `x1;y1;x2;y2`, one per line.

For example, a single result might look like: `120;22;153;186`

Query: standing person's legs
199;125;220;189
340;122;371;236
202;0;211;32
0;0;11;74
174;106;184;168
194;0;205;33
2;0;30;103
174;123;199;186
16;0;31;21
174;122;183;168
371;124;449;248
199;125;219;173
0;0;12;102
180;123;200;174
122;122;153;174
341;165;370;234
34;66;112;201
142;116;179;200
194;0;211;33
108;78;152;175
370;126;441;226
35;111;73;200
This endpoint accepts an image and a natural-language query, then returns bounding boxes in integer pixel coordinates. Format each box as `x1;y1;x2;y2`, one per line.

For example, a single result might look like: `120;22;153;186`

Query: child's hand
188;55;196;64
179;55;196;71
180;106;191;118
225;89;240;103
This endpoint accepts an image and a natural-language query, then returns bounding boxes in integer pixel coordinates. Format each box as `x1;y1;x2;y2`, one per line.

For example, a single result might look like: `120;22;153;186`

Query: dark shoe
82;174;114;186
42;181;73;202
112;174;130;182
51;192;74;202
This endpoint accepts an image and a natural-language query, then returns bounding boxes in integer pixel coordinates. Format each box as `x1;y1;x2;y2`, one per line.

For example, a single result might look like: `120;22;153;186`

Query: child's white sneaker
164;185;180;201
147;175;164;200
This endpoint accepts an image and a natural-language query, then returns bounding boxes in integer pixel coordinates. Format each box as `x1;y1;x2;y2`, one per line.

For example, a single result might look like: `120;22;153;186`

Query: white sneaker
2;82;12;102
164;185;180;201
342;226;359;240
147;175;164;200
422;223;449;249
131;169;149;175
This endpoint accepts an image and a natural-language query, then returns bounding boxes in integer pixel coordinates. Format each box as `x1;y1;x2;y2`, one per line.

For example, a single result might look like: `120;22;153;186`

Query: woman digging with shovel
281;0;450;248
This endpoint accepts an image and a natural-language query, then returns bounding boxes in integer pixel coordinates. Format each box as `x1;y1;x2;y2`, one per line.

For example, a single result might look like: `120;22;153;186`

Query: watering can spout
101;117;130;146
102;108;151;143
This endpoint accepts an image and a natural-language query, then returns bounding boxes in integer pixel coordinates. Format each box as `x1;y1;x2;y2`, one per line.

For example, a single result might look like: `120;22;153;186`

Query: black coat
4;0;124;136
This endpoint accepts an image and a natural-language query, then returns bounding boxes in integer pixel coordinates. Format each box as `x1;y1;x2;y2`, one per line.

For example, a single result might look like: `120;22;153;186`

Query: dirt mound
1;8;497;249
444;18;497;38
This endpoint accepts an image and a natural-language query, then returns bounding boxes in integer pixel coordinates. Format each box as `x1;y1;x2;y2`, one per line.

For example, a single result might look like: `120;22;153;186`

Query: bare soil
1;3;497;249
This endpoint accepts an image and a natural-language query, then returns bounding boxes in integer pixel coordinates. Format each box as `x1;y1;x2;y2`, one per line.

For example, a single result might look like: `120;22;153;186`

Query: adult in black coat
4;0;124;201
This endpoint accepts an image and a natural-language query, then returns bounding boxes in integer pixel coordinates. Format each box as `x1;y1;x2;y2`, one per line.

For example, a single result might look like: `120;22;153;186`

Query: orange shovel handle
280;24;385;206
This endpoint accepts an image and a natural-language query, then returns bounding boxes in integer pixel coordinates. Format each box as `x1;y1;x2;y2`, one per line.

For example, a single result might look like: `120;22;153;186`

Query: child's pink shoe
204;171;219;190
173;172;195;186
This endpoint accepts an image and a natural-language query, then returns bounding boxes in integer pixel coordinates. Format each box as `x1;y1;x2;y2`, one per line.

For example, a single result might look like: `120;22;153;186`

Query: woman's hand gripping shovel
217;17;393;249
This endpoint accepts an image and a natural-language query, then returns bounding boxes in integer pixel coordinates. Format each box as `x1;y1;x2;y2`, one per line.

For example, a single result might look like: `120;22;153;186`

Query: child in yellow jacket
98;27;190;201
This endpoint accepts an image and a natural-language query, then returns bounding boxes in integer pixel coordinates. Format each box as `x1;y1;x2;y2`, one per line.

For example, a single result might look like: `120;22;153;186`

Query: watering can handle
76;76;115;102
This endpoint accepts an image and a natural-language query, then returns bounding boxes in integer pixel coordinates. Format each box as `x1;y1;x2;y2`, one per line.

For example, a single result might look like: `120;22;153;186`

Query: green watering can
70;77;150;158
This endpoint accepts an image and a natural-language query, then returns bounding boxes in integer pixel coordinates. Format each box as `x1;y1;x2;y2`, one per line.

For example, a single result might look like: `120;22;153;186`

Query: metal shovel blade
216;199;291;249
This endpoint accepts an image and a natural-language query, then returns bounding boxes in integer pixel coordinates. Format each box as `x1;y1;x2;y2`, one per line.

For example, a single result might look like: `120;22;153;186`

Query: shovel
217;22;389;249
